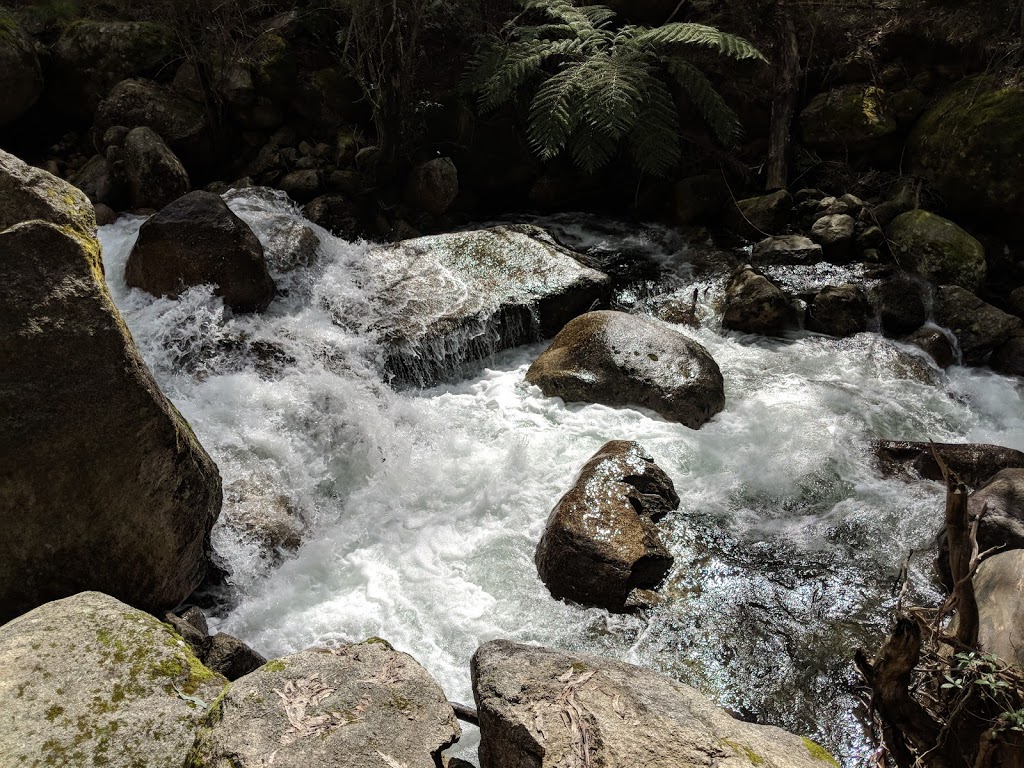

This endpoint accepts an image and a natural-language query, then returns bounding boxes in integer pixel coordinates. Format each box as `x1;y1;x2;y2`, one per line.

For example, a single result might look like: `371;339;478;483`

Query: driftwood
450;701;479;726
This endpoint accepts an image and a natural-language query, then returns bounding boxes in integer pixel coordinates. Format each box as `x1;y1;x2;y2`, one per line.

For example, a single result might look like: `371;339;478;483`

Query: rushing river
99;191;1024;766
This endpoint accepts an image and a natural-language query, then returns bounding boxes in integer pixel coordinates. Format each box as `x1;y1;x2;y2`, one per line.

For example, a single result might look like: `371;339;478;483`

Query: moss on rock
800;85;897;151
886;209;986;290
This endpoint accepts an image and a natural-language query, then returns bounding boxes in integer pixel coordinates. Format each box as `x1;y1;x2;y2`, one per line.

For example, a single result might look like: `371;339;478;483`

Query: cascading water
99;190;1024;766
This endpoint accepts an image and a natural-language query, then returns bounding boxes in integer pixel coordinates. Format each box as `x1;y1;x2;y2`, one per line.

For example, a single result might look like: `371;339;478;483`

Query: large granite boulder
723;264;800;335
886;210;986;291
127;190;276;313
731;190;793;237
751;235;822;266
0;152;222;622
808;284;870;338
122;126;190;209
472;640;838;768
934;286;1022;364
94;79;212;170
536;441;678;612
366;225;610;383
800;85;897;151
871;441;1024;488
0;592;227;766
190;640;460;767
50;21;175;119
810;214;855;262
909;78;1024;225
973;550;1024;669
525;311;725;428
0;13;44;127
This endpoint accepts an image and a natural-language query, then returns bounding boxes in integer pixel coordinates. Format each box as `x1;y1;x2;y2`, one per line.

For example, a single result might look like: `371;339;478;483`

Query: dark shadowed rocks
808;284;870;337
723;264;800;335
526;311;725;428
122;126;190;209
886;210;986;291
872;441;1024;487
406;157;459;215
0;13;44;127
934;285;1021;364
535;441;678;612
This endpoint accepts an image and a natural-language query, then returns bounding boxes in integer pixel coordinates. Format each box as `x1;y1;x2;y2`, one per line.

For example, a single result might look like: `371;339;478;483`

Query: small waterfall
98;190;1024;766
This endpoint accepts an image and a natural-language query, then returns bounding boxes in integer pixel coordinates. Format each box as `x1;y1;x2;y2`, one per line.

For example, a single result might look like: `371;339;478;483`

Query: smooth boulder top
0;592;227;768
1;156;222;622
535;440;678;612
472;640;838;768
973;550;1024;669
526;310;725;428
126;190;276;313
886;210;986;291
190;641;460;768
872;441;1024;488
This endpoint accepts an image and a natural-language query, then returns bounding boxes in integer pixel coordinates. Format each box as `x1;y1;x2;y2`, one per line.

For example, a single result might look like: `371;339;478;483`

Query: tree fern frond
667;58;743;145
576;5;616;28
627;74;681;176
631;23;766;62
519;0;600;39
527;64;588;159
576;55;646;143
568;129;618;174
475;38;582;112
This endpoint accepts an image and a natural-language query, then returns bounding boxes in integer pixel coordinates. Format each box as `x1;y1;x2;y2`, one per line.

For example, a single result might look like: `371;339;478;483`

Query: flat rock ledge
472;640;838;768
365;224;610;384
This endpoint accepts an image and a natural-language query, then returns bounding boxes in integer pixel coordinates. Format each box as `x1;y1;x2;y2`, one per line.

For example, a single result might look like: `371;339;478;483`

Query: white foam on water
99;193;1024;766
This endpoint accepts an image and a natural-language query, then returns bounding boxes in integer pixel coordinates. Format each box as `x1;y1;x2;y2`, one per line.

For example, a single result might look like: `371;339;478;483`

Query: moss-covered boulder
472;640;838;768
190;641;460;767
0;591;227;767
0;13;43;127
0;150;222;622
800;85;897;151
909;78;1024;225
886;210;986;291
51;20;175;119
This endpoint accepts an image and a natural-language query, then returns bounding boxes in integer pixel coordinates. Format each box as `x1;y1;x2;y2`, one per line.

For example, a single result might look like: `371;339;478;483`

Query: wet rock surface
723;264;800;335
0;592;227;767
808;284;870;338
535;440;678;612
472;640;838;768
934;285;1022;364
367;225;610;384
190;640;460;767
872;441;1024;488
526;311;725;428
127;190;276;313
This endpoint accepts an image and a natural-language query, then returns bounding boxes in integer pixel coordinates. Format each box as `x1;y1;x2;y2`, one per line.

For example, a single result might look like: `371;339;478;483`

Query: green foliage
941;652;1024;736
468;0;764;175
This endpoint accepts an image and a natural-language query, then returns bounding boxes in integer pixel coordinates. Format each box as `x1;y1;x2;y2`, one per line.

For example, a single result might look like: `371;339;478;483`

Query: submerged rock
127;190;276;313
472;640;838;768
526;311;725;428
366;225;610;384
191;641;460;767
723;264;800;335
872;441;1024;488
0;13;44;127
886;210;986;291
0;592;227;767
973;550;1024;668
535;440;678;612
934;285;1021;364
0;152;222;622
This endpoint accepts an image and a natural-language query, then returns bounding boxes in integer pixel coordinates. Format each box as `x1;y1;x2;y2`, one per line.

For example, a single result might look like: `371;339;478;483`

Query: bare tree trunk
765;11;799;191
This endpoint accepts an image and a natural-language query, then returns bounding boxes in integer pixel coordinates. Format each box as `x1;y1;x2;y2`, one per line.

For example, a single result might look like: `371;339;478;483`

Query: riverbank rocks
872;275;928;337
0;13;43;127
366;225;609;384
808;284;870;337
536;441;678;612
1;152;222;622
973;550;1024;668
127;190;276;312
526;311;725;428
51;20;175;119
810;213;855;262
732;190;792;237
886;210;986;291
723;264;800;335
190;641;460;767
909;78;1024;225
751;234;822;266
0;592;227;767
472;640;838;768
934;286;1021;364
123;126;190;209
406;156;459;215
872;441;1024;488
800;85;897;151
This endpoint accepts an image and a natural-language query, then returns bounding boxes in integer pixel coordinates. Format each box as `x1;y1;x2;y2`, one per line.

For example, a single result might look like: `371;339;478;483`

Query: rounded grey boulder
123;126;191;209
526;310;725;428
127;190;276;313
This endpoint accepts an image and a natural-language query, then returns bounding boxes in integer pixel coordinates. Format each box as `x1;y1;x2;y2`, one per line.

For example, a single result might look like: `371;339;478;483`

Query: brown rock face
871;440;1024;488
126;190;276;313
934;285;1021;364
526;310;725;428
722;264;800;335
0;151;222;622
535;441;679;612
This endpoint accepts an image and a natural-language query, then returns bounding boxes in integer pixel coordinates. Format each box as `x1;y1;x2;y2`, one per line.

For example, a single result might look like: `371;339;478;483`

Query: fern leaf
666;58;743;145
631;23;766;62
568;129;618;174
627;74;681;176
576;54;646;143
474;38;581;112
527;64;588;159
